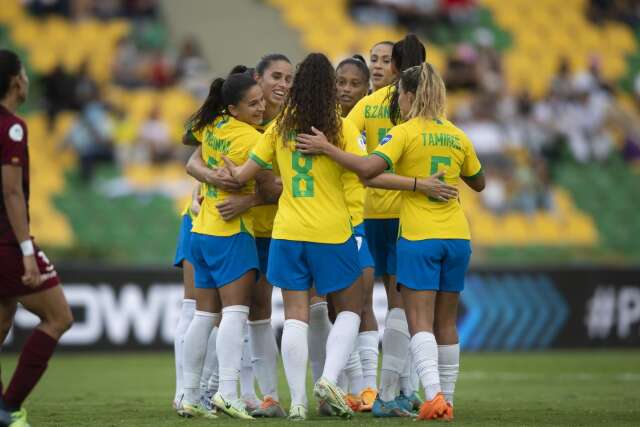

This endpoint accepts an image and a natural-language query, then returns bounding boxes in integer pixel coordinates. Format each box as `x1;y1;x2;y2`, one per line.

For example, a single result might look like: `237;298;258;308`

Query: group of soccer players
171;33;485;421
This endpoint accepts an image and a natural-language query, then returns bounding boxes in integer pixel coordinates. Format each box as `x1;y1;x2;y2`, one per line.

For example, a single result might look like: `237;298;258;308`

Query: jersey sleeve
341;119;367;157
249;129;275;168
1;120;27;167
461;135;483;178
346;95;367;132
371;126;406;172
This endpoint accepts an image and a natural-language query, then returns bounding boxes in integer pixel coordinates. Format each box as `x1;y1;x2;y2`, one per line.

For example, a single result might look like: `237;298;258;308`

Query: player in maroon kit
0;50;73;427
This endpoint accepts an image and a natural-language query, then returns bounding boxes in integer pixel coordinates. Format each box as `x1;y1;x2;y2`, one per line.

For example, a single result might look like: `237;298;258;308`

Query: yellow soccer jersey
372;117;482;241
250;119;366;243
252;116;278;238
342;169;365;228
347;84;401;219
191;115;259;237
180;200;191;217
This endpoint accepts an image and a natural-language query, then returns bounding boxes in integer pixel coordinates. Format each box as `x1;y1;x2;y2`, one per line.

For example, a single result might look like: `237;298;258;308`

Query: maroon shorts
0;244;60;299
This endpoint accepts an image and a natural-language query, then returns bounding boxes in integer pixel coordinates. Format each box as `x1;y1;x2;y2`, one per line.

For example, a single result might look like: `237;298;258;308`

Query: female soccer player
186;56;293;418
179;71;265;420
224;53;367;421
295;62;485;420
0;49;73;427
347;33;427;416
337;55;370;116
369;41;396;92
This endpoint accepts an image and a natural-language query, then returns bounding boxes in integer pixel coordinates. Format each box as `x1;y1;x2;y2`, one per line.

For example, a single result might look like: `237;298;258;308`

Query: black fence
3;265;639;351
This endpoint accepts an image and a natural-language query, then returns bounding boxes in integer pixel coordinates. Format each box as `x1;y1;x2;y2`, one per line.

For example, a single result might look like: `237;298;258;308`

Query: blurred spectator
147;49;176;88
41;64;77;129
63;91;115;182
445;43;479;90
112;36;143;88
73;61;99;110
137;107;174;164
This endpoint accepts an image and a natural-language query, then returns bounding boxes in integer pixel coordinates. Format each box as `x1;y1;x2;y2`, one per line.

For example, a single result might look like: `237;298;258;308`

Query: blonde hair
401;62;446;121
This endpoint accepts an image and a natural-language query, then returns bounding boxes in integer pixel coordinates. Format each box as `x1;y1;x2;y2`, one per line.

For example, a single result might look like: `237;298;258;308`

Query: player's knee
434;322;457;343
249;300;271;321
49;306;74;335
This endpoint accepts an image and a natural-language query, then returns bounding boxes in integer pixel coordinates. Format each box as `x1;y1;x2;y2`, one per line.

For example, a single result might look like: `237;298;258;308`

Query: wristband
413;177;417;192
20;239;35;256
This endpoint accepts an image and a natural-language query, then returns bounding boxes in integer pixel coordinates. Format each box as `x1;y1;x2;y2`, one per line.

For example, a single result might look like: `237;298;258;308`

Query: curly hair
275;53;342;147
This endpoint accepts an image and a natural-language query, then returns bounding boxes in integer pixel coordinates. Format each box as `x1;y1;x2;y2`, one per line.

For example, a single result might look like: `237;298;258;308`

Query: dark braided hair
275;53;342;147
0;49;22;100
337;54;370;82
388;34;426;124
256;53;291;77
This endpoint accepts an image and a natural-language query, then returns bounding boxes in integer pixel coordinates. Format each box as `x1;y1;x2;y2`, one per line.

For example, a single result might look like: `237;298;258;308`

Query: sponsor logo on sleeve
8;123;23;142
380;134;392;145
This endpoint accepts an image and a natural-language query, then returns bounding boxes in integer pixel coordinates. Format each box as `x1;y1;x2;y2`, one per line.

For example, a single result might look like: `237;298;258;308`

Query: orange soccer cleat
417;393;451;421
346;394;362;412
359;387;377;412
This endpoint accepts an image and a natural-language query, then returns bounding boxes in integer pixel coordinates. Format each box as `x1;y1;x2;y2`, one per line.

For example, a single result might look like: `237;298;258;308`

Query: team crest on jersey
8;124;23;142
380;134;392;145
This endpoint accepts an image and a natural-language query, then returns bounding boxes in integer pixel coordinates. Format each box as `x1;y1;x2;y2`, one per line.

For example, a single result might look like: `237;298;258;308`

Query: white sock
207;365;219;395
438;344;459;405
282;319;309;407
358;331;379;390
308;302;332;383
344;349;365;395
174;299;195;402
410;331;440;400
338;371;349;391
199;313;220;393
217;305;250;400
380;308;410;401
240;321;258;400
182;310;214;404
249;319;279;400
410;352;421;393
400;353;412;396
322;311;361;383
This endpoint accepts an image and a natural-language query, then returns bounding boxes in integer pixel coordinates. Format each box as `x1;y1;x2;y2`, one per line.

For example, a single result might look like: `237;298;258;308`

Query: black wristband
413;177;417;192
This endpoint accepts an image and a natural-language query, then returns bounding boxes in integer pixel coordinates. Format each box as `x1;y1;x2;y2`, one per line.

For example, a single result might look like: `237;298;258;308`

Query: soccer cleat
317;399;335;416
242;395;261;413
417;392;450;421
179;402;217;419
288;404;307;421
346;394;362;412
445;402;455;420
212;392;255;420
359;387;377;412
251;396;286;418
199;393;215;413
4;408;30;427
396;391;415;414
409;391;423;411
372;396;414;418
313;377;353;419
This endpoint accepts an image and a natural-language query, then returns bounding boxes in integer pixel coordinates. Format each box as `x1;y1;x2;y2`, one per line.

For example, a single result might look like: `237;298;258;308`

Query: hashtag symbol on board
584;286;616;339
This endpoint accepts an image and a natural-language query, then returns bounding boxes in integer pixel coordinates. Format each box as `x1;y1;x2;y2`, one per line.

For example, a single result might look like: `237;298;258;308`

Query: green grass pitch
1;350;639;426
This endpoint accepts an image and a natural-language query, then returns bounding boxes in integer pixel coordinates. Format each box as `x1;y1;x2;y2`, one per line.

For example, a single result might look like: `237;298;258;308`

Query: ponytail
188;71;258;131
401;62;446;121
388;34;427;124
189;78;225;132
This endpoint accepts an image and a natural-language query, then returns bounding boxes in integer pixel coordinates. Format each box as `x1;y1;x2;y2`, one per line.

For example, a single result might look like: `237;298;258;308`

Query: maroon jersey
0;104;29;246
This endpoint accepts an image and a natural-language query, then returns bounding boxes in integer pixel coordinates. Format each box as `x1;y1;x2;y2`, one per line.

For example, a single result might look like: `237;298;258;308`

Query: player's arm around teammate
179;72;265;420
0;49;73;427
304;62;485;421
225;53;371;421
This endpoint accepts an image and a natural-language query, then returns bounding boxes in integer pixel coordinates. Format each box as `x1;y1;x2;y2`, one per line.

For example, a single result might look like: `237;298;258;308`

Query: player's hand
416;171;459;201
296;126;332;155
190;197;202;216
206;167;243;192
216;194;255;221
22;255;42;288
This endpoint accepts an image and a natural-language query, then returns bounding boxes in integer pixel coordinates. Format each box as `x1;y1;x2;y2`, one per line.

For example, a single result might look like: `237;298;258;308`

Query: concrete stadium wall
160;0;307;77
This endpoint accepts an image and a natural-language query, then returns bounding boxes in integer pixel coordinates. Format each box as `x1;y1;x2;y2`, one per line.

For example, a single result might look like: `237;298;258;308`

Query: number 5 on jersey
429;156;451;202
